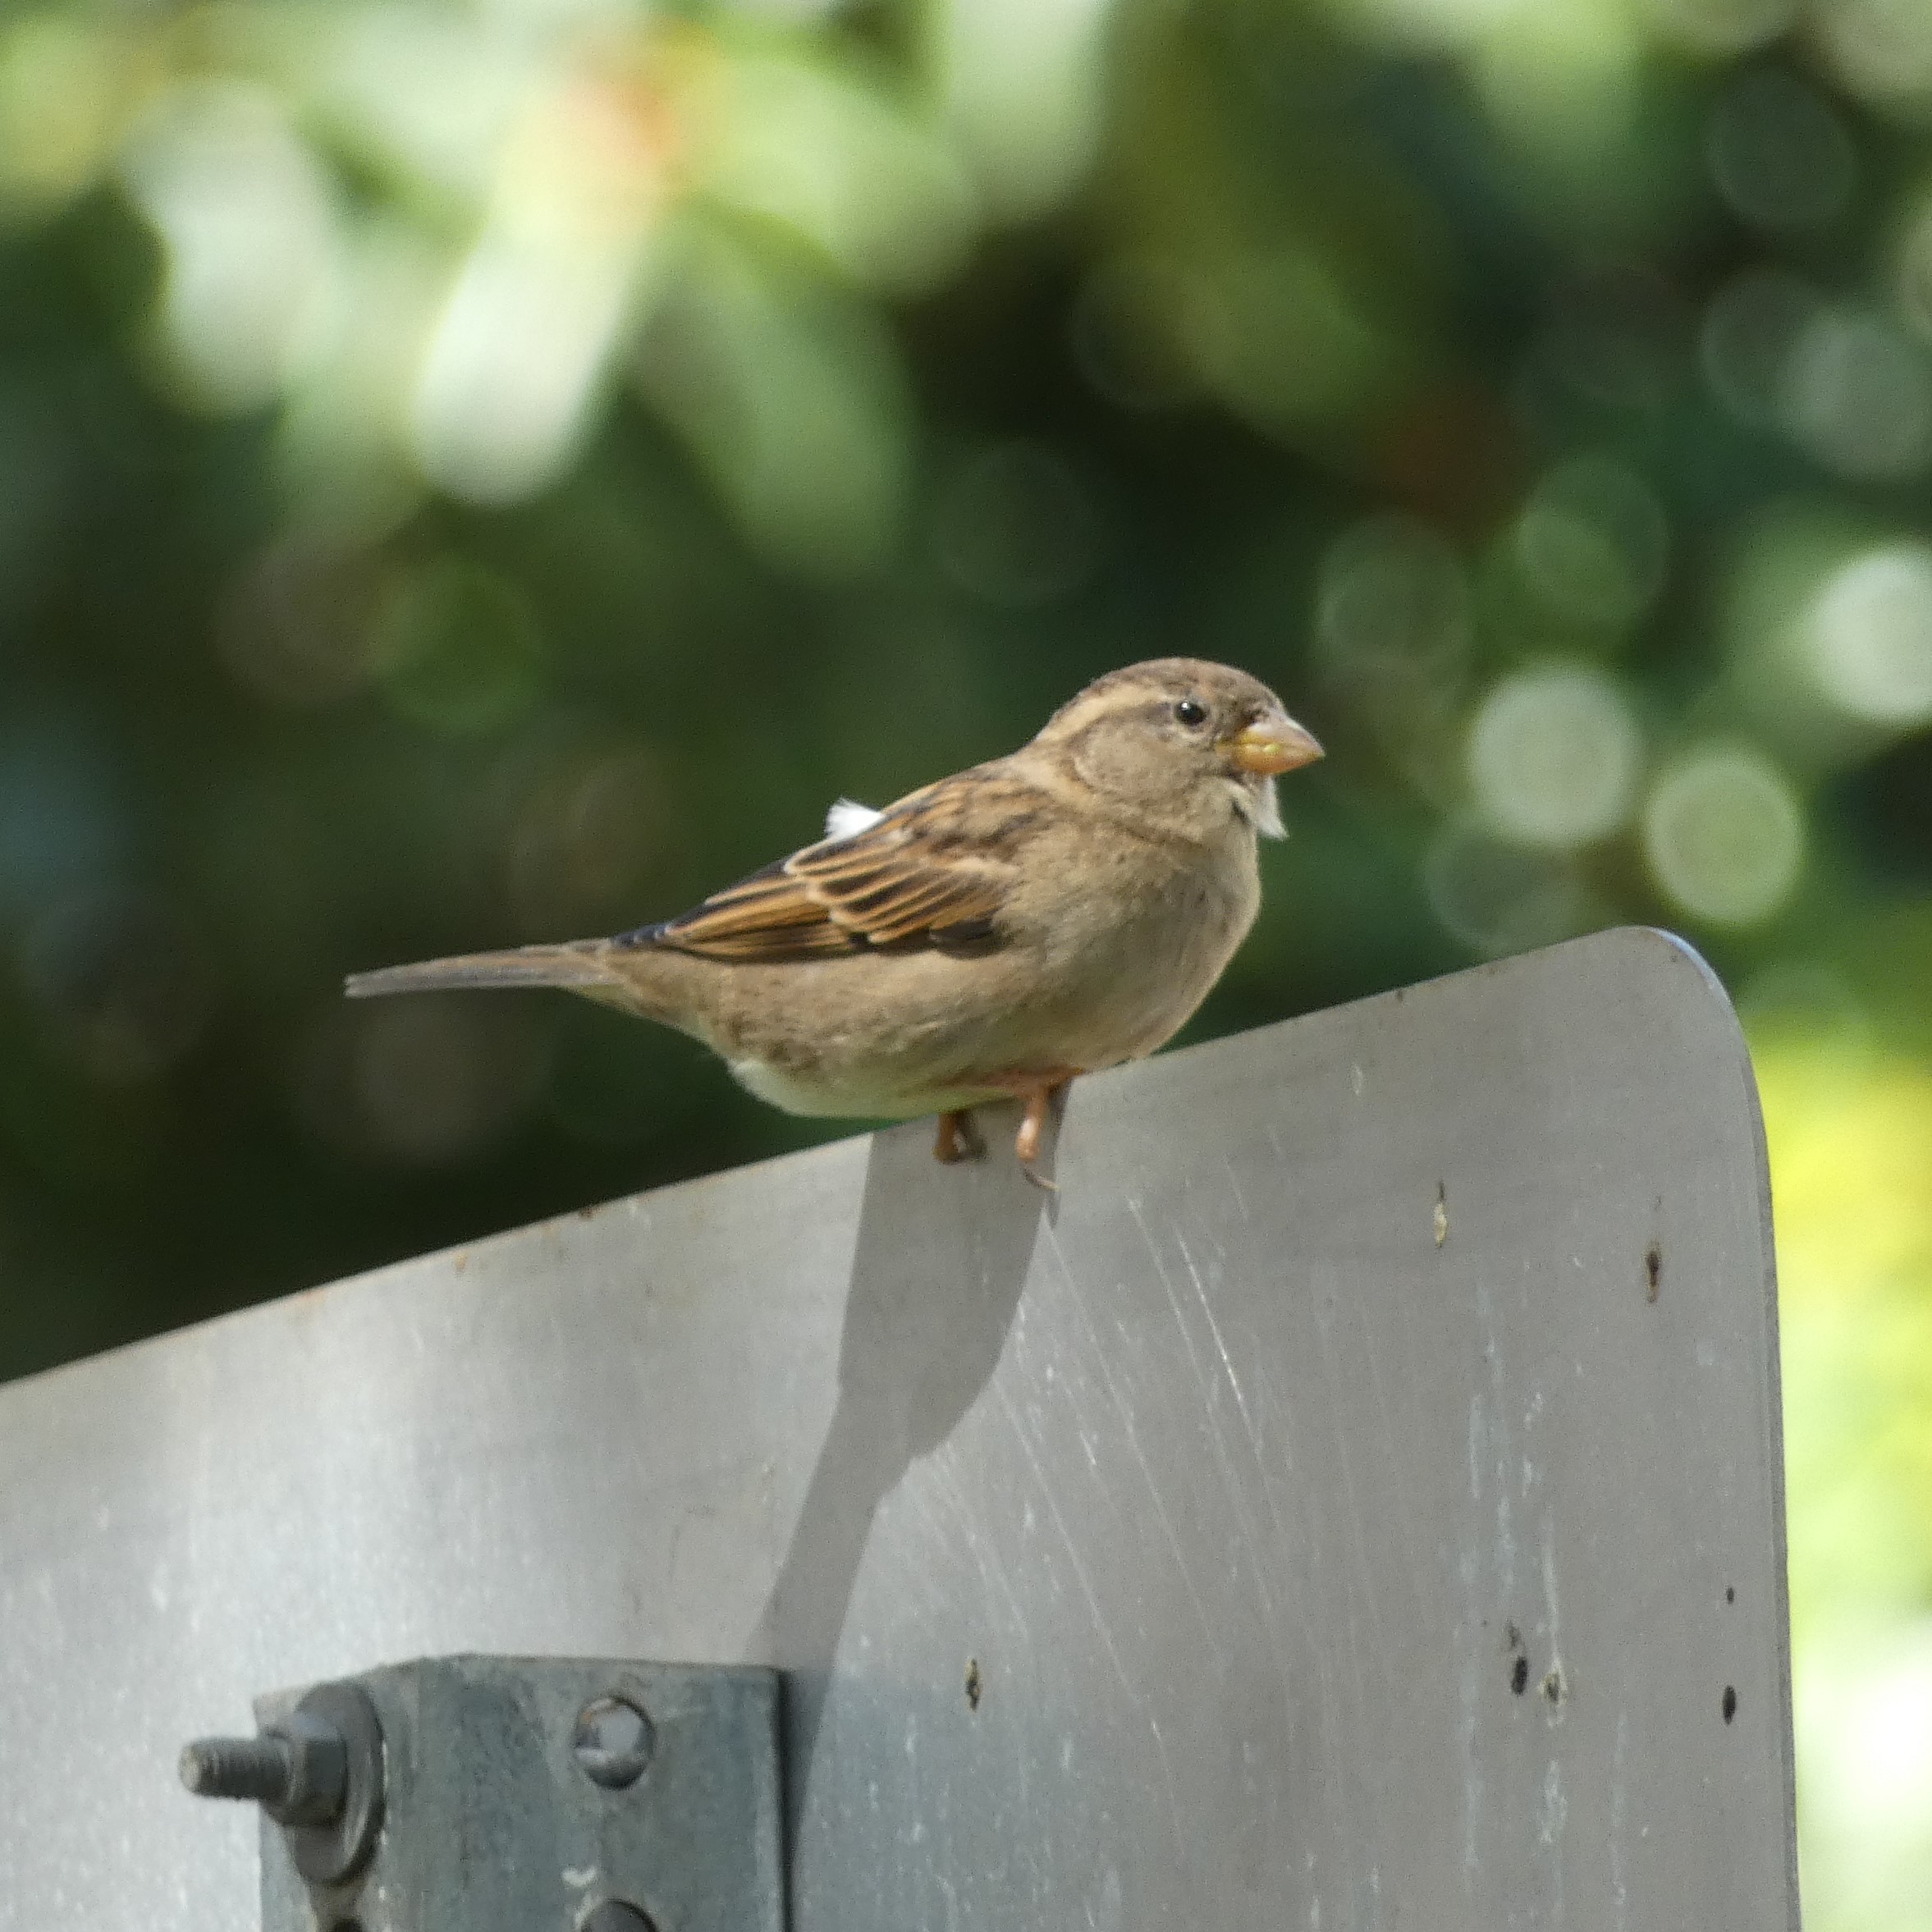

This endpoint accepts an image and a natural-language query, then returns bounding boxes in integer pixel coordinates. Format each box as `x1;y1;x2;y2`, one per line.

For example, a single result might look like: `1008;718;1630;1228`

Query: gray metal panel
0;927;1796;1932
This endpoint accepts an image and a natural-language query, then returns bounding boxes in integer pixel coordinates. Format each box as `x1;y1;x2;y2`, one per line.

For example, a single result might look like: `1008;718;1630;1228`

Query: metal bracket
183;1656;783;1932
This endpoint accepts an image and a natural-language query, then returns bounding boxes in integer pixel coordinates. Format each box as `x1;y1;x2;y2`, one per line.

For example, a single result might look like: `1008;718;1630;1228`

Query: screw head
572;1695;654;1789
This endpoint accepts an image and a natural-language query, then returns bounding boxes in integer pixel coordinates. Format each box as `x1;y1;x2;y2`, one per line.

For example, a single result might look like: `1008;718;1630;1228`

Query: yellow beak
1223;713;1324;776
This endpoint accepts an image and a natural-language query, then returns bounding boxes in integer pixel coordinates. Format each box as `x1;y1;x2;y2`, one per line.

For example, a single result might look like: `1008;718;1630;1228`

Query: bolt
179;1710;347;1826
180;1735;298;1806
572;1694;654;1790
180;1683;382;1884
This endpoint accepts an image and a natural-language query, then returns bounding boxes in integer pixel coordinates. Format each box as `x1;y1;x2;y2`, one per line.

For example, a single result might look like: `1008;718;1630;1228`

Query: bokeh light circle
1642;0;1797;57
1701;268;1825;424
1315;514;1468;674
1806;540;1932;727
1896;186;1932;347
1071;255;1199;410
1641;743;1805;926
1513;454;1669;628
1705;69;1855;232
1815;0;1932;117
1467;663;1642;849
295;1000;550;1167
1781;304;1932;481
1422;816;1593;958
375;556;547;735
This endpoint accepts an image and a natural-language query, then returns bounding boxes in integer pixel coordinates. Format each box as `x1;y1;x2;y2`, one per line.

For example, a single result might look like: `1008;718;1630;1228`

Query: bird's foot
932;1110;982;1165
1015;1092;1060;1190
983;1069;1078;1190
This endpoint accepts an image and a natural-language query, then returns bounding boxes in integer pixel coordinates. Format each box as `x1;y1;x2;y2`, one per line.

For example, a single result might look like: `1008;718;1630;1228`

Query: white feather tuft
1256;777;1285;840
824;797;885;840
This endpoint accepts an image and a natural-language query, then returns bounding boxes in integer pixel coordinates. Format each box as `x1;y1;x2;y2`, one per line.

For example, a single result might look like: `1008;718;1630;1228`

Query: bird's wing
634;765;1049;963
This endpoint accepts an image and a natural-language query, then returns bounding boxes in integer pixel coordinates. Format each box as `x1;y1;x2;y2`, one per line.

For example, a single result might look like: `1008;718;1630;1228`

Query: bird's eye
1174;698;1208;727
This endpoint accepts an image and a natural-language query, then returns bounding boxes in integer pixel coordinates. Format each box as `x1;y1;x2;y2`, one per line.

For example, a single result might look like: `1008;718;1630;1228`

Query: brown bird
346;659;1322;1183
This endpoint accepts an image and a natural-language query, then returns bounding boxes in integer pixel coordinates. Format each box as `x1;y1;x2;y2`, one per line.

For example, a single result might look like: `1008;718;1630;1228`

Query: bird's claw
1012;1075;1071;1190
933;1110;982;1164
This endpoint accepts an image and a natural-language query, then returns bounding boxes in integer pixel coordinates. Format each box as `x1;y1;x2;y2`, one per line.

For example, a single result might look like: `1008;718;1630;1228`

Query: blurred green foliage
3;0;1932;1921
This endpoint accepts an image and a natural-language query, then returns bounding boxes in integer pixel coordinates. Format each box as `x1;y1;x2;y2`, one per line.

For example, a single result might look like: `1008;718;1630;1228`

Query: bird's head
1035;658;1323;841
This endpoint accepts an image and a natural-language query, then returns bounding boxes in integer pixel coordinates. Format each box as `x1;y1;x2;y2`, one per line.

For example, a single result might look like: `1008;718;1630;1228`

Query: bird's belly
726;1055;996;1122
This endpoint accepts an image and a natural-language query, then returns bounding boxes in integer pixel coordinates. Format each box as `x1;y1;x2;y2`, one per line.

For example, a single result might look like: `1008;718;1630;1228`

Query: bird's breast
1013;829;1261;1066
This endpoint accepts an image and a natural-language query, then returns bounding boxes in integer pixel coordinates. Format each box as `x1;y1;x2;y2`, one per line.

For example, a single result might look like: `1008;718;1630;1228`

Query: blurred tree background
2;0;1930;1920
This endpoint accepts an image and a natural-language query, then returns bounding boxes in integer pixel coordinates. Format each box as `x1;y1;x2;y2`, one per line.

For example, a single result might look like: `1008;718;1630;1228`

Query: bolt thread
180;1735;295;1805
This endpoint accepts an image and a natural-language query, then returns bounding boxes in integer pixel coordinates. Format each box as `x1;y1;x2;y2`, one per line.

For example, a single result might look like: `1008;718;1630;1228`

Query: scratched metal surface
0;927;1795;1932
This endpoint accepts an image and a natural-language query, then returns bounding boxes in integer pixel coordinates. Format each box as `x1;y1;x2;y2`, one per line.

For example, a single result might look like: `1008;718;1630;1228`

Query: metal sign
0;927;1797;1930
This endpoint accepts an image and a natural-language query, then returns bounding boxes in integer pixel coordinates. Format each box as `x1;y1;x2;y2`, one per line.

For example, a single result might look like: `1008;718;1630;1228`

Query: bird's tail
345;942;621;1000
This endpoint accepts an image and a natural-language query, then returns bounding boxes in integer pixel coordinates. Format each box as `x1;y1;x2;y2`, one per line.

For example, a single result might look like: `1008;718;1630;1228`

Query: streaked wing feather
643;767;1042;963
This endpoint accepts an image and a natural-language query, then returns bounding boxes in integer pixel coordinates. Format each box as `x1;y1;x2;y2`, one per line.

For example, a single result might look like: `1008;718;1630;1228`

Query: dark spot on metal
1722;1685;1737;1724
964;1658;982;1712
1541;1668;1563;1705
1506;1623;1528;1695
1645;1243;1662;1302
1725;1585;1735;1605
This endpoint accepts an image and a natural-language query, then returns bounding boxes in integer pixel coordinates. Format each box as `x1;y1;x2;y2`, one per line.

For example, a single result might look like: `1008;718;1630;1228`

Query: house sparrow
346;659;1322;1183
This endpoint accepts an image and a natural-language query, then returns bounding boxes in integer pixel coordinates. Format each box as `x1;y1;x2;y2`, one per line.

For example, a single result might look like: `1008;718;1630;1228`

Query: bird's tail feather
345;943;618;1000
